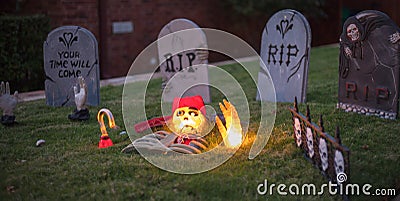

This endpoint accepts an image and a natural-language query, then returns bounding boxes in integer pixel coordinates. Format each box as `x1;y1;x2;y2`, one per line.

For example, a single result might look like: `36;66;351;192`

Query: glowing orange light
216;100;243;148
97;108;118;148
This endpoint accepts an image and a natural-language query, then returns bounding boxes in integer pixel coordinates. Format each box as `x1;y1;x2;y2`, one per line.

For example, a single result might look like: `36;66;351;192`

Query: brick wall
2;0;341;78
98;0;244;78
5;0;100;39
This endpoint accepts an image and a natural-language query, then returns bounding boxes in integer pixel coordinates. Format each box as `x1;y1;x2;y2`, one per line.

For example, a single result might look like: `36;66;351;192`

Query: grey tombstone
338;10;400;119
158;18;211;103
257;9;311;103
44;26;100;106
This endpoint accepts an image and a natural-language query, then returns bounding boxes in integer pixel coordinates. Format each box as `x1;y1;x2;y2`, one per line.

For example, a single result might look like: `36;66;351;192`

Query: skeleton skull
347;24;360;41
169;106;207;135
319;138;328;171
334;150;345;175
306;127;314;158
294;118;302;147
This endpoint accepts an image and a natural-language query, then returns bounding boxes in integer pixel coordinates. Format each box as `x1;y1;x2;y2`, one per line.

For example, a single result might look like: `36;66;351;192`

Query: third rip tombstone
44;26;100;107
158;18;211;103
338;10;400;119
257;9;311;103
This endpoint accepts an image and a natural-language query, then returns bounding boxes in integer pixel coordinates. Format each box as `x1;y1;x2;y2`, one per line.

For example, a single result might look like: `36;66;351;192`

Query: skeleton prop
289;98;350;188
0;81;18;125
334;150;345;176
306;127;314;158
68;77;90;121
319;138;328;171
346;24;360;42
294;118;302;147
122;96;243;154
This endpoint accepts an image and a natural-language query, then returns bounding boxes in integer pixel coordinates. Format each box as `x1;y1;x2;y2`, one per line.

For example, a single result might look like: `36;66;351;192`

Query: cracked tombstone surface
44;26;100;107
257;9;311;103
158;18;211;103
338;10;400;119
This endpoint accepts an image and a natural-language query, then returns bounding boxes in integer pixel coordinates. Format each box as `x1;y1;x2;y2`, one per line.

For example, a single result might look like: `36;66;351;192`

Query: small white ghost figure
319;138;328;171
306;127;314;158
294;118;302;147
334;150;345;175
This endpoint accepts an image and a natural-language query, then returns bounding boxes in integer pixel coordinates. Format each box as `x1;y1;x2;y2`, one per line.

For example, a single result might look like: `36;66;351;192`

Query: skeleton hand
195;49;209;61
215;100;243;148
0;81;18;116
344;47;352;58
389;32;400;44
73;77;87;111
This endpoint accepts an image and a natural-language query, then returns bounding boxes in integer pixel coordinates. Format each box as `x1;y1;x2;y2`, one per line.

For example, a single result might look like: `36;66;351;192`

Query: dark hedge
0;14;50;92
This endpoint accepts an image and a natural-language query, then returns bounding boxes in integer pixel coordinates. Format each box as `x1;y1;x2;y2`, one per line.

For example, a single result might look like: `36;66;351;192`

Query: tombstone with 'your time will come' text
44;26;100;107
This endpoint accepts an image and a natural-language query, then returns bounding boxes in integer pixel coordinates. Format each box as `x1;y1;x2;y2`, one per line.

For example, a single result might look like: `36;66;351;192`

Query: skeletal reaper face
319;138;328;171
347;24;360;41
334;150;345;175
294;118;302;147
306;127;314;158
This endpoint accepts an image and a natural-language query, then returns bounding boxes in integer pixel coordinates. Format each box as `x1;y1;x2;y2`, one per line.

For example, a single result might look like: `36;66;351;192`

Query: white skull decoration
334;150;345;175
294;118;302;147
306;127;314;158
319;138;328;171
347;23;360;41
169;106;207;135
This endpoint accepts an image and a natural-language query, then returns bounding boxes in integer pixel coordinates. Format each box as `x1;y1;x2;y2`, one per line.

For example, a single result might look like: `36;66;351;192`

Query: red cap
172;95;206;115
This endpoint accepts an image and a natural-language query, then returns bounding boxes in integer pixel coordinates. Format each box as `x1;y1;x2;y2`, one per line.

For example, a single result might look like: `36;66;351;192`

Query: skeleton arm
0;81;18;116
73;76;87;111
344;46;352;58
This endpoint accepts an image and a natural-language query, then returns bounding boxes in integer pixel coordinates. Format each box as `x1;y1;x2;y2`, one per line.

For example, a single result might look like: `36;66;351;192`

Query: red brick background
2;0;398;79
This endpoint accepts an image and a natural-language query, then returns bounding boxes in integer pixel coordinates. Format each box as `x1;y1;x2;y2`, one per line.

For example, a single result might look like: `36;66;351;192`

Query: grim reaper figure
339;10;400;78
338;10;400;115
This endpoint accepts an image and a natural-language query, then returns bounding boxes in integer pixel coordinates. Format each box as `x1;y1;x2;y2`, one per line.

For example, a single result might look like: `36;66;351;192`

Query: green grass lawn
1;46;399;200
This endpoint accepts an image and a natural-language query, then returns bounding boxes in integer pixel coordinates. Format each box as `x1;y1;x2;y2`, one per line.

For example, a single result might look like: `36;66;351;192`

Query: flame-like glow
97;108;118;148
97;108;117;137
216;100;244;149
